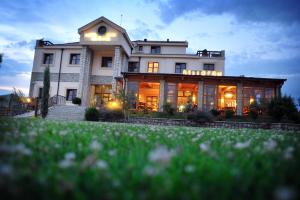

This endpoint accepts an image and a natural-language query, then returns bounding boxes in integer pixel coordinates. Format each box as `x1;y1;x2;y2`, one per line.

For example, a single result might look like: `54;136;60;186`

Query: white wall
31;81;79;98
138;57;225;74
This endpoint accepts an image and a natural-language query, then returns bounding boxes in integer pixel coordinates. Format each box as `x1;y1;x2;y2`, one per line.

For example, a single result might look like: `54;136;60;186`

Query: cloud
155;0;300;24
128;20;162;40
0;72;31;95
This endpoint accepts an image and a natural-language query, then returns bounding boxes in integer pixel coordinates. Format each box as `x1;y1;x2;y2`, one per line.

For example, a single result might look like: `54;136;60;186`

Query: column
197;81;204;111
78;46;92;107
276;85;282;98
159;80;166;112
236;83;243;116
112;46;121;97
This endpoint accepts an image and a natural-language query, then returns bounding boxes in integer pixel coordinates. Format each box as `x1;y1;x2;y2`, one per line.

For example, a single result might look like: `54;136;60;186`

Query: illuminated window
151;46;161;54
43;53;53;64
95;85;112;104
146;96;158;111
203;63;215;70
101;57;112;68
175;63;186;73
148;62;159;73
69;54;80;65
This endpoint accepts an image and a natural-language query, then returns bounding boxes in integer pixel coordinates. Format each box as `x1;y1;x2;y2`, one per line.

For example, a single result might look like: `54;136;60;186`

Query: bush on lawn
225;110;235;119
85;107;99;121
210;109;221;117
72;97;81;105
162;102;176;115
187;111;214;123
99;108;124;121
268;96;297;121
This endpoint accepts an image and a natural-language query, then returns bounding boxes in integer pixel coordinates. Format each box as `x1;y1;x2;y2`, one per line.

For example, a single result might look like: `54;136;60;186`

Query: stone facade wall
30;72;80;82
105;117;300;132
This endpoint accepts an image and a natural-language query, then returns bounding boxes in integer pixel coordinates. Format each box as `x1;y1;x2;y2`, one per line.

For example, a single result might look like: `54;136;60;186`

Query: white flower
274;186;296;200
199;143;210;152
0;164;13;176
89;140;102;151
59;130;67;136
95;160;108;170
64;152;76;160
184;165;195;173
143;166;159;176
263;139;277;151
148;146;175;166
14;144;32;156
234;141;251;149
58;159;73;168
283;147;294;160
108;149;117;157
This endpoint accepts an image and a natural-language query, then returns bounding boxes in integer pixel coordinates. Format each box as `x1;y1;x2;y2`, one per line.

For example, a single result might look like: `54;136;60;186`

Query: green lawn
0;118;299;200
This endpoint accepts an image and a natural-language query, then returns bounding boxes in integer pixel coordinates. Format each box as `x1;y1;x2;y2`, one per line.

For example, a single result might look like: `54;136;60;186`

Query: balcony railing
196;50;224;58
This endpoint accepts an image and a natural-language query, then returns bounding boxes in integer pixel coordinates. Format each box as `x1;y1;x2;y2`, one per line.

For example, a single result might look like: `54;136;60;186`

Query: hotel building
29;17;285;115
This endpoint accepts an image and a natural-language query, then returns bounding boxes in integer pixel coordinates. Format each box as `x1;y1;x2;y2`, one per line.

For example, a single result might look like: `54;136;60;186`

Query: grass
0;118;299;200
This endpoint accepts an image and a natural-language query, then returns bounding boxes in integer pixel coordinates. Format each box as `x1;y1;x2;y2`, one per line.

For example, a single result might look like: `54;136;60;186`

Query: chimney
36;39;44;47
144;38;147;42
167;38;169;42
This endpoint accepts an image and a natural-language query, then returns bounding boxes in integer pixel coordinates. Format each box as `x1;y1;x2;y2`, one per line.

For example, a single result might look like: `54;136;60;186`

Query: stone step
46;105;86;121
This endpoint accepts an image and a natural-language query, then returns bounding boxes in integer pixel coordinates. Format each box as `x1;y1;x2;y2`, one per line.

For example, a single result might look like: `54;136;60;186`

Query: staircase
46;105;86;121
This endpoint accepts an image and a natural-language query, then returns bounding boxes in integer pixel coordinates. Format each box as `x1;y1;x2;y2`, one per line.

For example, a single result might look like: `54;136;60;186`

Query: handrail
196;50;224;58
49;95;66;107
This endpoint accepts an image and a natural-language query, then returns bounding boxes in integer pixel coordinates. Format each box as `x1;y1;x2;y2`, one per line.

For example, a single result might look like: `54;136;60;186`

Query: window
38;88;43;98
146;96;158;111
128;62;140;72
203;63;215;70
69;54;80;65
101;57;112;68
138;45;143;51
175;63;186;73
148;62;159;73
95;85;112;105
66;89;77;101
43;53;54;64
151;46;161;54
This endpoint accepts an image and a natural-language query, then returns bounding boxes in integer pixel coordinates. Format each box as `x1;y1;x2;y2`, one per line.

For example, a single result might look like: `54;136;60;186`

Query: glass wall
177;83;198;112
217;85;236;111
138;82;160;111
166;83;177;106
94;85;112;106
127;81;139;109
203;84;217;111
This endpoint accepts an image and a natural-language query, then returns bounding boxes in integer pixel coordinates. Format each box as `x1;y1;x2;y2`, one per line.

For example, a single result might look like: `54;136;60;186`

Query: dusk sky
0;0;299;101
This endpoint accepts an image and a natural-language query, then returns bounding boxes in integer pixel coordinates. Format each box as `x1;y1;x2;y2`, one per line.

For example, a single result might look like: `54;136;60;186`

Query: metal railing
49;95;66;107
196;50;224;58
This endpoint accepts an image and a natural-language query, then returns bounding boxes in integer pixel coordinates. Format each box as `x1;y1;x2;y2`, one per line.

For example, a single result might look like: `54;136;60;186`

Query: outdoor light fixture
250;98;255;104
107;101;121;110
224;92;233;98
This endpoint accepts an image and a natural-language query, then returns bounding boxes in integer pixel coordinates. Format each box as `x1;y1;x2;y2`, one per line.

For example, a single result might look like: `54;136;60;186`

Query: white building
29;16;285;115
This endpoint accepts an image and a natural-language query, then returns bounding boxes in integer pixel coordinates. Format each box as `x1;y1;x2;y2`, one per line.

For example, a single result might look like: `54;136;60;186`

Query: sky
0;0;300;102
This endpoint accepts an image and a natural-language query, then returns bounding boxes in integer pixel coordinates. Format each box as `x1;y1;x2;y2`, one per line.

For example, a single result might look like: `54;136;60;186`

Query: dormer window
151;46;161;54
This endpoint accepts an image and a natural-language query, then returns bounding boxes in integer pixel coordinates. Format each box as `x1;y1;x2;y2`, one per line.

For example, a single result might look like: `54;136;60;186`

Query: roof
133;40;188;47
78;16;133;48
122;72;286;85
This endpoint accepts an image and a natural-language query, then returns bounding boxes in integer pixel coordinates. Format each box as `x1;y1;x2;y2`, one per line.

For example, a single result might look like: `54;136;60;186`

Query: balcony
196;50;225;58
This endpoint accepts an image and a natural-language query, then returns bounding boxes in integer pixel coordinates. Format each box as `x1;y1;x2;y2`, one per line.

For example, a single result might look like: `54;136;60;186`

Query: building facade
29;16;285;115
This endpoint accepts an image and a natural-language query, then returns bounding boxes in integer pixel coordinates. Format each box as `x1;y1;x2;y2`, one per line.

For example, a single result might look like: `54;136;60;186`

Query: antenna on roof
120;14;123;26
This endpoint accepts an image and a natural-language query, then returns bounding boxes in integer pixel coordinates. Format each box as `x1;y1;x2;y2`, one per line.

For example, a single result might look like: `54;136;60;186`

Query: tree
41;66;50;118
116;88;130;120
0;53;3;68
268;96;297;121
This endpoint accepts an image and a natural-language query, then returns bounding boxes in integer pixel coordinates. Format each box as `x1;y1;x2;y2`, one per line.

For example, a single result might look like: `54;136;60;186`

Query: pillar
159;80;166;112
78;46;92;107
197;81;204;111
276;85;282;98
112;46;121;97
237;83;243;116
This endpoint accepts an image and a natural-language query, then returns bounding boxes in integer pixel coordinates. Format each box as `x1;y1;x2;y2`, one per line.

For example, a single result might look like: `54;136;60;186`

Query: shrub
72;97;81;105
268;96;297;121
249;101;259;119
187;111;214;123
210;109;221;117
85;107;99;121
288;112;300;123
162;102;176;115
225;110;235;119
99;108;124;121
